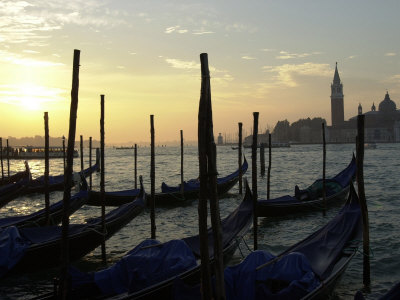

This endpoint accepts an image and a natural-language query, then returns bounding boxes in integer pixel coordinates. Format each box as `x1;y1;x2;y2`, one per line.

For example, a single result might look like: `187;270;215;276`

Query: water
0;143;399;299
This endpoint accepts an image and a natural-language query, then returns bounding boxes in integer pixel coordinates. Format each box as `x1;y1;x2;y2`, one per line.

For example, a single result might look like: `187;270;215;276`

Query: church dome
378;92;396;113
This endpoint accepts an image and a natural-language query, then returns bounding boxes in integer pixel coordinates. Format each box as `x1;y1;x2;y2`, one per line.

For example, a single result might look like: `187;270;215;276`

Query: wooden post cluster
252;112;259;251
356;114;371;287
100;94;106;263
198;53;225;300
238;122;243;195
267;134;271;200
60;49;80;300
44;112;50;225
150;115;156;239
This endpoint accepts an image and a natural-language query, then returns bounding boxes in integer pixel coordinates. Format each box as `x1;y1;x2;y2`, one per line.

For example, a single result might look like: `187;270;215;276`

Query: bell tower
331;62;344;126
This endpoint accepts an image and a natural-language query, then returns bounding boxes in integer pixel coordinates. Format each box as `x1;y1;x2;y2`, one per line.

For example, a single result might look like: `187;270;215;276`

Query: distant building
327;64;400;143
217;133;223;145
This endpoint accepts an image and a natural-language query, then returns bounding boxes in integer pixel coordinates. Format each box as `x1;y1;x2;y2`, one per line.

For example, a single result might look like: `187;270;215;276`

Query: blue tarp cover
70;239;197;296
0;226;29;277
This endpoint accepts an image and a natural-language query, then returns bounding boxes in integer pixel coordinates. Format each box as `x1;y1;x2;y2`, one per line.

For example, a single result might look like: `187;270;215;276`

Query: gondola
25;152;100;195
172;181;362;300
87;157;248;207
0;175;88;229
0;168;30;186
0;177;145;278
0;161;31;208
38;179;253;299
257;154;356;217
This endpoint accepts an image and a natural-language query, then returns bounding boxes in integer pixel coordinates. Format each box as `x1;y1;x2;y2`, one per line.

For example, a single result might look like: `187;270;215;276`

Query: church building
327;64;400;143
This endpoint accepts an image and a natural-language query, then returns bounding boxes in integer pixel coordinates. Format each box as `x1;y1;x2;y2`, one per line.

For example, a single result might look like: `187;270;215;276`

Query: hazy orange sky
1;1;399;144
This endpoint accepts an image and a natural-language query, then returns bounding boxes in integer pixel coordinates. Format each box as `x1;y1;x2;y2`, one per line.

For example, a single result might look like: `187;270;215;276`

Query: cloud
165;25;188;34
385;52;397;57
262;62;331;87
165;58;199;70
242;56;256;60
347;55;356;59
276;51;321;60
164;58;234;85
192;30;214;35
261;48;275;52
0;83;66;108
0;49;64;66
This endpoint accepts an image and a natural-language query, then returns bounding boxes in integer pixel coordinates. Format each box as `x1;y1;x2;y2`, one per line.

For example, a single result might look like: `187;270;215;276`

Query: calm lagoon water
0;143;399;299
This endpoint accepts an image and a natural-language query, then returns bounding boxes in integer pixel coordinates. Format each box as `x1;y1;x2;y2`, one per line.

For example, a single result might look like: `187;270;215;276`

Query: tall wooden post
100;95;106;263
6;139;9;177
322;123;327;216
260;143;265;176
267;134;271;200
238;122;243;194
150;115;156;239
89;137;92;190
198;53;225;300
252;112;259;250
80;135;84;172
44;112;50;225
62;135;66;171
134;144;137;190
180;130;184;195
356;114;370;287
0;138;3;180
60;49;80;300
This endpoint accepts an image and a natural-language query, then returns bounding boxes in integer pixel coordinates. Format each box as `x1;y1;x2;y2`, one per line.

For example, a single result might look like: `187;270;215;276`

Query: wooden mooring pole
150;115;156;239
134;144;137;190
6;139;9;177
44;112;50;225
198;53;225;300
267;133;271;199
80;135;84;172
0;137;3;180
89;137;92;190
252;112;259;250
62;135;66;171
60;49;80;300
322;123;327;216
260;143;265;176
356;114;371;287
238;122;243;195
100;94;106;263
180;130;184;195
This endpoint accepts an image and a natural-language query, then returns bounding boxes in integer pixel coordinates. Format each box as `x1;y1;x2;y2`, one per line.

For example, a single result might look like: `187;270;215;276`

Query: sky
1;0;399;145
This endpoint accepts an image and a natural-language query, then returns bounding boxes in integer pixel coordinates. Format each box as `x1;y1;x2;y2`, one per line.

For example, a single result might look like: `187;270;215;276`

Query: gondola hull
257;155;356;217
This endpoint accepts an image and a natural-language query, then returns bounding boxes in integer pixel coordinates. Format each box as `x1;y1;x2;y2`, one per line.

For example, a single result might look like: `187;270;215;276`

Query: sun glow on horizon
0;83;66;111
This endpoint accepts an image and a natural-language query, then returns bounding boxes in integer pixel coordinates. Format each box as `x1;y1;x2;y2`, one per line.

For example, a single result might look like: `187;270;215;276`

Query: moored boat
257;154;356;217
0;177;145;278
35;180;254;299
87;157;248;206
171;182;362;300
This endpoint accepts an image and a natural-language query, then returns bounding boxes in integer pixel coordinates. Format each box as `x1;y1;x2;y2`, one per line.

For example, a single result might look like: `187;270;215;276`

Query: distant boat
4;146;78;159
